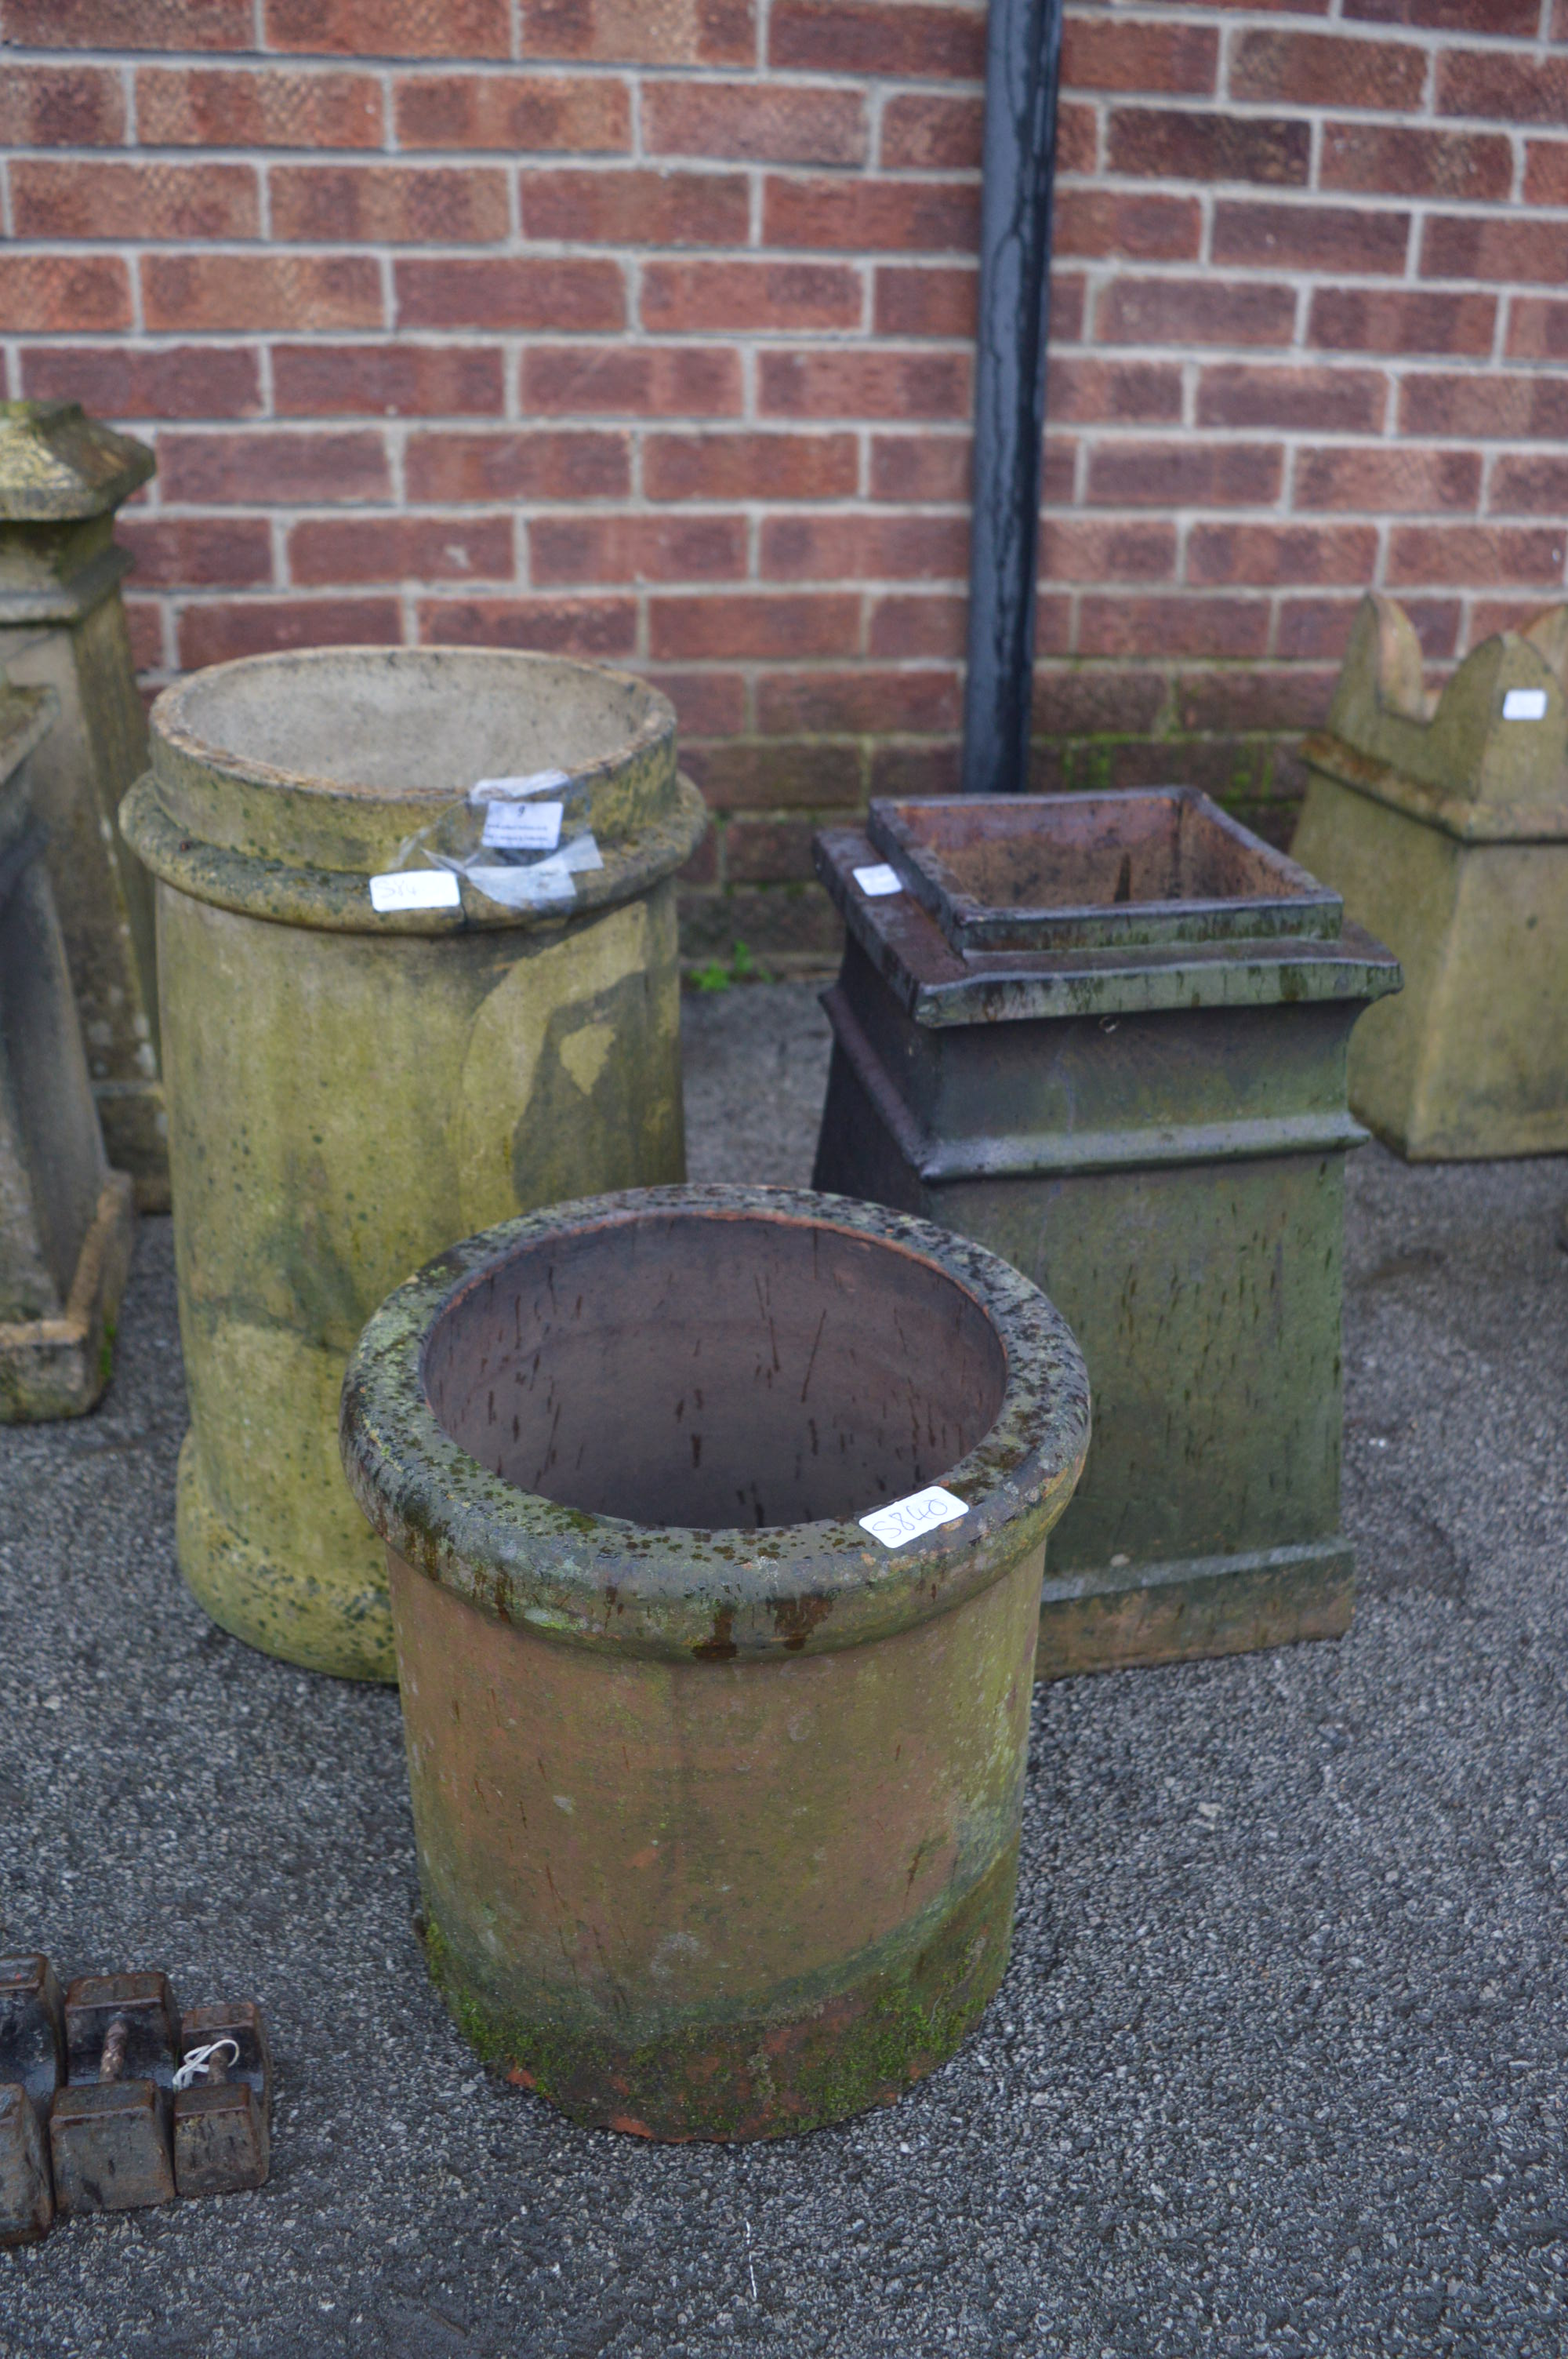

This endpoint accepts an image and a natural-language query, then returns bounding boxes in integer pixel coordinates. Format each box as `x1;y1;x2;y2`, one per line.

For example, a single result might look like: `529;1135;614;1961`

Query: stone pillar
0;676;136;1422
0;402;166;1209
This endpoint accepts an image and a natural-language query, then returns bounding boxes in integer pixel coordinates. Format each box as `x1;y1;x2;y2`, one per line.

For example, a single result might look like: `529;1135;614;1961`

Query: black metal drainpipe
960;0;1066;797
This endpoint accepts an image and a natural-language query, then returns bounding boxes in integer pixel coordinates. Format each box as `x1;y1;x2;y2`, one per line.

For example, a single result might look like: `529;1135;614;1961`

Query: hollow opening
423;1209;1008;1532
172;649;661;801
883;794;1311;915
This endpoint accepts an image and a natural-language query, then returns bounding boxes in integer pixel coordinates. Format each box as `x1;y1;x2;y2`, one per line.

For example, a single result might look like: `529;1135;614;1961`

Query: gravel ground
2;980;1567;2359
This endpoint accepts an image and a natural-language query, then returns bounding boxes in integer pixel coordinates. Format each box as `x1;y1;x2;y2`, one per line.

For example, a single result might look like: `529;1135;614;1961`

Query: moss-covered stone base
422;1841;1019;2143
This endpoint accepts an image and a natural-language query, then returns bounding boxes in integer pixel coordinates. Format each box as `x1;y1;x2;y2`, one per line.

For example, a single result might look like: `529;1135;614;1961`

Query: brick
1080;596;1271;661
644;432;856;501
19;345;262;420
1084;441;1283;509
1308;288;1495;358
685;743;864;812
1321;124;1512;204
521;344;742;416
119;517;274;588
867;594;967;660
724;818;819;885
677;884;842;965
1186;523;1377;588
1050;358;1183;426
879;94;983;172
1055;102;1098;179
758;350;970;421
0;256;131;333
417;595;637;655
518;0;757;67
179;598;401;668
1210;202;1409;277
644;79;866;165
869;740;962;798
764;177;979;255
1486;454;1568;517
1467;602;1559;652
123;600;167;672
395;258;624;331
1105;111;1308;187
1173;667;1334;735
1039;518;1176;583
1508;300;1568;363
1421;216;1568;288
1524;144;1568;207
138;67;383;147
873;267;977;340
143;253;383;331
393;73;630;151
1054;190;1202;265
648;670;748;736
272;167;510;245
273;343;505;417
11;160;259;242
289;514;515;584
520;169;750;247
1095;276;1296;348
529;514;748;585
1277;595;1459;663
1229;29;1426;107
760;513;967;582
756;667;960;736
405;431;630;501
869;434;972;503
3;0;251;46
651;594;858;661
1031;667;1167;737
1347;0;1536;25
1386;526;1566;589
1401;373;1568;440
1436;52;1568;127
0;65;125;145
677;830;719;887
641;260;862;334
263;0;510;55
1062;18;1217;93
1293;445;1482;514
1197;365;1387;434
768;2;984;80
159;431;390;505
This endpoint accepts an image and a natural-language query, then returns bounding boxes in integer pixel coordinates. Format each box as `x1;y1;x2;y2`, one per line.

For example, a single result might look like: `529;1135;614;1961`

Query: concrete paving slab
1;980;1566;2358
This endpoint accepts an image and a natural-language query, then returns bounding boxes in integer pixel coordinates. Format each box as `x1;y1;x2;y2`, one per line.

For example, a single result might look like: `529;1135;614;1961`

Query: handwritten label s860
368;869;461;914
858;1486;968;1547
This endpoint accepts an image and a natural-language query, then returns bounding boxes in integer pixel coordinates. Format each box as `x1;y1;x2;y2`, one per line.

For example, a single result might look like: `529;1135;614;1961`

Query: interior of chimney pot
423;1212;1009;1532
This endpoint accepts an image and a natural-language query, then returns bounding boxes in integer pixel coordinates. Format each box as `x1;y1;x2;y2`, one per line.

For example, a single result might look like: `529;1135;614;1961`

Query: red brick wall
2;0;1564;965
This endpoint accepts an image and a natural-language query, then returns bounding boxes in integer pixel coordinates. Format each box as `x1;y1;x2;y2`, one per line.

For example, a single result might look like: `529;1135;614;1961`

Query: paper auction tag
858;1486;968;1547
470;769;572;804
369;869;461;914
1502;688;1548;721
853;863;903;898
482;800;563;852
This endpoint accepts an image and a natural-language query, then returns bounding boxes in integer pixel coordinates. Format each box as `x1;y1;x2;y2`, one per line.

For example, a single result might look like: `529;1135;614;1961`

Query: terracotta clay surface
340;1184;1089;2138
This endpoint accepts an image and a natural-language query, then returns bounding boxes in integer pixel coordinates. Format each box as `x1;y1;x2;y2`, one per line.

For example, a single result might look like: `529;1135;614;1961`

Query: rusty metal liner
339;1183;1089;2143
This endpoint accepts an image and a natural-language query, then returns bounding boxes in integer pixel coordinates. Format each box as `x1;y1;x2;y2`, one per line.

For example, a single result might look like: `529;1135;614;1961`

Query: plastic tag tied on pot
481;801;563;853
380;765;603;914
452;828;603;911
858;1486;968;1547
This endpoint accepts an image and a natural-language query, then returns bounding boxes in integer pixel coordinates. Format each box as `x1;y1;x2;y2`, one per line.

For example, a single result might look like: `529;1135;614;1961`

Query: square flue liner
812;787;1401;1679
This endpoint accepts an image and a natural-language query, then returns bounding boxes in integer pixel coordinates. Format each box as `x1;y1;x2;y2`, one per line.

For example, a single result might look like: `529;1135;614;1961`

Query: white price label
854;863;903;898
482;800;563;852
858;1486;968;1548
470;768;572;805
368;869;461;914
1502;688;1549;722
